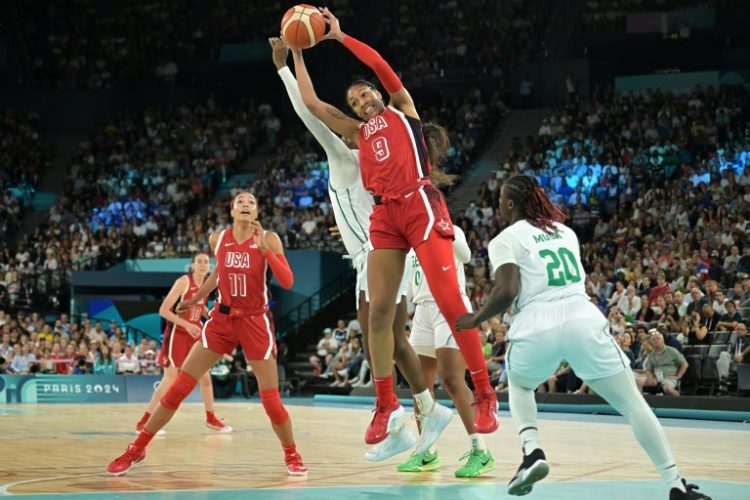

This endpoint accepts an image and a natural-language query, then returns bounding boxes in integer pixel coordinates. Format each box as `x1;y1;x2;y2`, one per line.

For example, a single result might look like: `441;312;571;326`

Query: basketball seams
281;5;323;49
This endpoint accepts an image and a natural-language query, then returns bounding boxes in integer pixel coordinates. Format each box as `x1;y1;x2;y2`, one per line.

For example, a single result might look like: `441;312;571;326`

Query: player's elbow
278;276;294;289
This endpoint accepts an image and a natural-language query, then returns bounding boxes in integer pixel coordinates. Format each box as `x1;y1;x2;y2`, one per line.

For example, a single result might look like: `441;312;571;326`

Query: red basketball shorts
200;307;277;360
369;183;455;250
159;326;199;368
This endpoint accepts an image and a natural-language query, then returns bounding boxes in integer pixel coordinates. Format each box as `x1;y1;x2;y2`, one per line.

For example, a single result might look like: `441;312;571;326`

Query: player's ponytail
423;122;458;188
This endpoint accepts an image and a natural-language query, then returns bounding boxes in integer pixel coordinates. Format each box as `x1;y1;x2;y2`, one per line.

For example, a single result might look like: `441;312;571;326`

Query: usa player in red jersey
133;253;232;436
106;192;307;476
294;7;498;448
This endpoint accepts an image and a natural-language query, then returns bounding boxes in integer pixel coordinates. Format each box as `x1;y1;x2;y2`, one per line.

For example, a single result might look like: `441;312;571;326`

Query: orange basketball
280;4;326;49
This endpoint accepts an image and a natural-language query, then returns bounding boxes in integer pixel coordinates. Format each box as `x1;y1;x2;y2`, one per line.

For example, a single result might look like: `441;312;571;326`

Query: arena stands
458;84;750;395
10;0;548;89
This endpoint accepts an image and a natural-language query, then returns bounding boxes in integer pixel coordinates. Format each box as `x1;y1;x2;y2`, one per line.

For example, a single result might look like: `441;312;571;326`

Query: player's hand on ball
455;313;477;331
319;7;344;41
269;37;289;69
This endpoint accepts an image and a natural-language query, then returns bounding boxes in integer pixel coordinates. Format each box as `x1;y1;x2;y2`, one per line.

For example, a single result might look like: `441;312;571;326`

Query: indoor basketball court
2;401;747;499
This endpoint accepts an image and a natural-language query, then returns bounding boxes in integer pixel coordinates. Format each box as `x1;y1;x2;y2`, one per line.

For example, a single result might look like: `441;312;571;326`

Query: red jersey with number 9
214;227;269;313
358;106;431;197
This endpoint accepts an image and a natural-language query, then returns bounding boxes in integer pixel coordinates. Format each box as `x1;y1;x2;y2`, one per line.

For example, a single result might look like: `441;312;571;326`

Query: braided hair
502;175;565;233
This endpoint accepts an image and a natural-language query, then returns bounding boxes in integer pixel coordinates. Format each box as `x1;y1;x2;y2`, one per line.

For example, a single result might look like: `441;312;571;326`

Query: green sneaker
396;450;441;472
454;448;495;478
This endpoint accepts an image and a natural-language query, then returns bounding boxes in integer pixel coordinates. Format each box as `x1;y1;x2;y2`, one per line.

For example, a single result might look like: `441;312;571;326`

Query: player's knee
260;388;289;425
160;371;198;410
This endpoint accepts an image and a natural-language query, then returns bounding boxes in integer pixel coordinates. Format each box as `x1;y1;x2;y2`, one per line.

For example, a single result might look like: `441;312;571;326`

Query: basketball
281;4;326;49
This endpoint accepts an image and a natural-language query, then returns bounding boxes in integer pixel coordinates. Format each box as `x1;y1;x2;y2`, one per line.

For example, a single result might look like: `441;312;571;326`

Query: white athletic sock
414;389;435;416
586;369;683;491
508;383;540;455
469;433;486;451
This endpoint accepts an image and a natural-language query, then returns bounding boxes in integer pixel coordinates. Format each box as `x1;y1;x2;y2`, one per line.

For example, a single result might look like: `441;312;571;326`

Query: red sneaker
365;399;404;445
206;412;233;433
106;444;146;476
285;452;308;476
473;387;499;434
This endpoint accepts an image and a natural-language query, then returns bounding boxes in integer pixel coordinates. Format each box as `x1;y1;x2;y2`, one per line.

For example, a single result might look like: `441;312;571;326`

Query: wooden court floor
1;401;748;499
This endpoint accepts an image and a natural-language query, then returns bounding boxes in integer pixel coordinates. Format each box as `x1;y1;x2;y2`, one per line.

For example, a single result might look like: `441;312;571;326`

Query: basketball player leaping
270;36;452;461
455;175;711;499
295;7;498;451
133;253;232;436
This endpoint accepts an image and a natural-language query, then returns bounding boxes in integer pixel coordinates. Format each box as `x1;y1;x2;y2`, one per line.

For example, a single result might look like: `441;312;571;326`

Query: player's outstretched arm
289;43;360;145
456;263;520;331
320;7;418;119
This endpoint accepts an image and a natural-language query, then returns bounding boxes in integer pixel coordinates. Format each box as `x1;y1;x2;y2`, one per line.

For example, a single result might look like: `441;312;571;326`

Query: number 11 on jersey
229;273;247;297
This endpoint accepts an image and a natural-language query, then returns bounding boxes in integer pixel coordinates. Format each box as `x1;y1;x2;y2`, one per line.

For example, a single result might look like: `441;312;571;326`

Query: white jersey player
402;225;496;477
455;175;711;500
272;37;451;463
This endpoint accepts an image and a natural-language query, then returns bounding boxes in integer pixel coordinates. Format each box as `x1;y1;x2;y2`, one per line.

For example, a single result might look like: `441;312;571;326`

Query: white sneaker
364;425;417;462
414;403;453;454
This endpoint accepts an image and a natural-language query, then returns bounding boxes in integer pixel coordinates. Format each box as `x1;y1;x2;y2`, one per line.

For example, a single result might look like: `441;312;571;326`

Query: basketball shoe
670;479;712;499
473;387;499;434
106;444;146;476
365;397;404;444
285;452;308;476
414;403;453;454
365;424;417;462
396;450;441;472
507;448;550;496
454;447;495;478
205;411;233;433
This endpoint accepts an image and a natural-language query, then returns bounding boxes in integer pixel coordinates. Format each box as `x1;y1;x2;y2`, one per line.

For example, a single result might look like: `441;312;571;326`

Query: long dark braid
503;175;565;233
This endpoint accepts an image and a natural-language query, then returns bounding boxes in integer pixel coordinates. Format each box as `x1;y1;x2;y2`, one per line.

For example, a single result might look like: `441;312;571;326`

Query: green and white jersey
328;177;372;259
407;225;470;305
488;220;587;312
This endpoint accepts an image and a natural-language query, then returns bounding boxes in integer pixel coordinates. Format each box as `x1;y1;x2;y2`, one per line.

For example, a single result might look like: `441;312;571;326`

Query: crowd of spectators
455;84;750;395
0;97;267;310
10;0;549;89
0;110;49;244
0;309;162;376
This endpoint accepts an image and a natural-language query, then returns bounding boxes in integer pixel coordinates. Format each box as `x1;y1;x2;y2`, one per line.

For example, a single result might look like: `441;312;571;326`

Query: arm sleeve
452;226;471;264
488;232;527;275
341;35;403;93
265;252;294;289
278;67;359;189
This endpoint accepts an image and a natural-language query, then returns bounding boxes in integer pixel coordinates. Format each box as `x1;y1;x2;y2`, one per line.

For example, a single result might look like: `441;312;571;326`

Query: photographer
681;311;711;345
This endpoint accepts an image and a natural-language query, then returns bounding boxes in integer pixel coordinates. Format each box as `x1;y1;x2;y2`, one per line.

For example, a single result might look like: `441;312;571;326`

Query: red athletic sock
414;232;492;392
283;443;297;457
205;410;214;419
374;375;396;405
133;429;155;449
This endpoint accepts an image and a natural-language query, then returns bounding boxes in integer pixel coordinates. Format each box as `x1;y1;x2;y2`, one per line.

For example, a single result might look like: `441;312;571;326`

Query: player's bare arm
456;264;520;330
290;47;360;143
